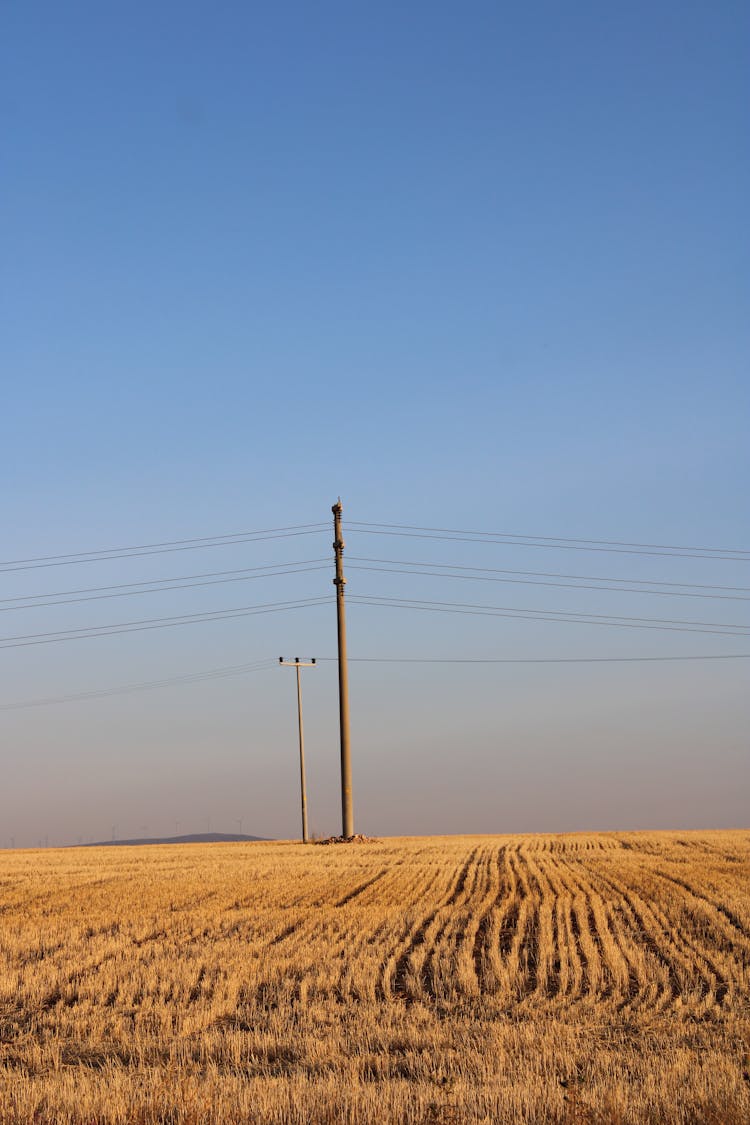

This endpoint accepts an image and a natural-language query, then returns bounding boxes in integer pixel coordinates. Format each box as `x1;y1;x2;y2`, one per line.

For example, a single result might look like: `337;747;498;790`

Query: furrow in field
481;847;519;997
372;860;450;1001
404;844;485;1002
261;868;356;949
327;854;442;1002
536;854;589;1005
421;844;497;1001
621;866;738;1006
552;852;638;1007
334;868;388;908
471;845;506;993
550;853;627;1003
417;858;483;1001
388;846;480;1003
507;850;540;1001
244;860;405;1004
670;834;750;867
564;858;676;1013
521;850;565;1003
618;862;733;1008
649;865;750;948
536;847;625;1005
499;850;533;1004
589;863;718;1013
342;858;446;1003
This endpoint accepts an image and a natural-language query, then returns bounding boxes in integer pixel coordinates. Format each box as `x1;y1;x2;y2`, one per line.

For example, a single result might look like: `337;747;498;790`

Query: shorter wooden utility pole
279;657;316;843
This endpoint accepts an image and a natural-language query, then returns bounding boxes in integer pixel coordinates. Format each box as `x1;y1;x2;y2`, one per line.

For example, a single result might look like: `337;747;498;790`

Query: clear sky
1;1;748;845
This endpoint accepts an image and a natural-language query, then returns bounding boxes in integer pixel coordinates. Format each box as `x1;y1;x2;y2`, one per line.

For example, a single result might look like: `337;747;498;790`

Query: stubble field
1;831;749;1124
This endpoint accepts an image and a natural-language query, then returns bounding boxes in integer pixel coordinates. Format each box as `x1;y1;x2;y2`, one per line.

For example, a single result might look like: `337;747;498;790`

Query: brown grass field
1;831;749;1124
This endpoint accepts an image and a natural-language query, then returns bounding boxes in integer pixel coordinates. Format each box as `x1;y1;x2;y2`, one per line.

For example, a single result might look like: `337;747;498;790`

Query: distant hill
80;832;269;847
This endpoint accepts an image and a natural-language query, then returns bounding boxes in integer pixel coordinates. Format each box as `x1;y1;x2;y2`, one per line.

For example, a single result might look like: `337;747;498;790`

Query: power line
5;651;747;712
0;558;329;603
349;521;750;559
316;653;750;664
0;659;275;711
0;596;333;651
348;525;750;562
348;556;750;593
0;522;327;567
9;586;733;651
352;593;749;632
346;559;750;601
349;595;750;637
0;561;330;612
0;525;328;574
5;516;746;576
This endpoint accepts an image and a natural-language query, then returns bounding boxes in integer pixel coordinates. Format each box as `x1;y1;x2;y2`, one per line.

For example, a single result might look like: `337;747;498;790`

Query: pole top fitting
332;499;342;514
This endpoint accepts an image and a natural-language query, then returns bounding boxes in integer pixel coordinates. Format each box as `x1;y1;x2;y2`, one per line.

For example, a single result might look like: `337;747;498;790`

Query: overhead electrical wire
347;556;750;593
0;524;329;574
352;593;749;631
6;517;747;576
316;653;750;664
348;595;750;637
0;560;330;612
4;517;746;578
11;554;748;615
0;659;275;712
345;559;750;601
350;521;750;557
347;524;750;562
0;596;333;651
3;515;746;714
2;583;746;650
4;650;747;713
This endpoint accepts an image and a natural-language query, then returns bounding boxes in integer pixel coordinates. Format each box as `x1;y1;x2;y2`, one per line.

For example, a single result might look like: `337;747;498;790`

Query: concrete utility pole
332;500;354;838
279;657;316;843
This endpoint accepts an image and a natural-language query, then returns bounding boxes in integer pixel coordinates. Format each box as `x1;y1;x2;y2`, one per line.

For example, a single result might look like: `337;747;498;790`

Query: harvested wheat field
1;832;749;1124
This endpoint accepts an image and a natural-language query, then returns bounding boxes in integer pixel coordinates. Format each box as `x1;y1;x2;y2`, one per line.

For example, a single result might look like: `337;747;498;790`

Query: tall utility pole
279;657;316;843
332;500;354;838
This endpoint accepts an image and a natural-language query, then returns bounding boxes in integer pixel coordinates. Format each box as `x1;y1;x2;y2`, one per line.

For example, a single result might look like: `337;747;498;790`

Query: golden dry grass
1;831;749;1123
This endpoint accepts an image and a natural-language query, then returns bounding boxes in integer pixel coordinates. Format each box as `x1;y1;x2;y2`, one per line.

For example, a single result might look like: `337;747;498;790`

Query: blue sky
1;2;748;844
